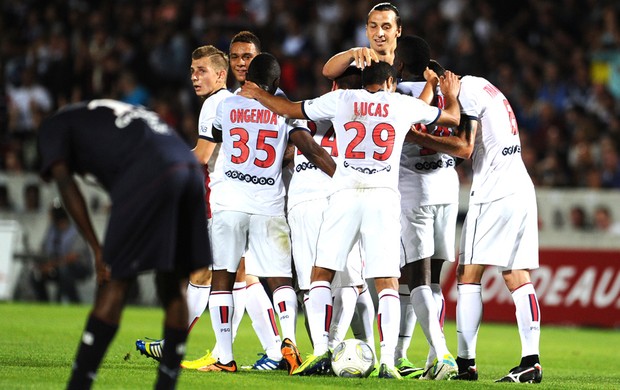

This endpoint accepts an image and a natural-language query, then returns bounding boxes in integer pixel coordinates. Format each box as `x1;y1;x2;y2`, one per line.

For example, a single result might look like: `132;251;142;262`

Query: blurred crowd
1;0;620;194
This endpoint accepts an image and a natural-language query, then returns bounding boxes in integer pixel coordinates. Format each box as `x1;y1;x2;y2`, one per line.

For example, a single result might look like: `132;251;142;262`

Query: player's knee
155;271;186;308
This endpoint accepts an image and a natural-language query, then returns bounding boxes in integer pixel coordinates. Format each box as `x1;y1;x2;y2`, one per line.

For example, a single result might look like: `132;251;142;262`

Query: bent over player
38;100;212;389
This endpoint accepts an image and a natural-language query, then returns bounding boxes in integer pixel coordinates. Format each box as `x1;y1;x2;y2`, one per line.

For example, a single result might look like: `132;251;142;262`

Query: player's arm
192;138;217;165
239;82;304;119
432;71;461;128
322;48;379;79
50;162;108;284
289;130;336;177
409;115;477;160
282;141;295;168
417;68;440;105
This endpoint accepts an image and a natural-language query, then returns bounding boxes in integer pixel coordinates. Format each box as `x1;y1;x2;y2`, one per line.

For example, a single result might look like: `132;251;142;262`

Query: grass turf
0;302;619;389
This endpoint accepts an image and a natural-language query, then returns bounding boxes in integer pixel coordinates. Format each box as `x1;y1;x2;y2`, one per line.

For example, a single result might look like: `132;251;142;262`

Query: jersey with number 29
302;89;440;193
211;94;307;215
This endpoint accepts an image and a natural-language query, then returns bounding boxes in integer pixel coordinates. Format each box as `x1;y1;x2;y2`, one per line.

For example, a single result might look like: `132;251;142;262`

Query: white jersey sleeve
199;88;233;141
301;90;342;122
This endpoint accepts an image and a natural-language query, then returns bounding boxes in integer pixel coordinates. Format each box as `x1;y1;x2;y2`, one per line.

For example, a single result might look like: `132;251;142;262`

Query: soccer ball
330;339;375;378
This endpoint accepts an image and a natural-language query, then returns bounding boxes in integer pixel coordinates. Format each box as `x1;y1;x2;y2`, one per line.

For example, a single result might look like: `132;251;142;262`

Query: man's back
212;95;300;215
458;76;532;204
303;88;440;192
38;99;195;191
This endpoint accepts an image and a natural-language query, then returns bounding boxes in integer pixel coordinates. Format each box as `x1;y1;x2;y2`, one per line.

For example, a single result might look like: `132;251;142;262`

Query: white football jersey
302;89;440;192
212;94;308;215
397;81;459;207
458;76;534;204
287;119;337;210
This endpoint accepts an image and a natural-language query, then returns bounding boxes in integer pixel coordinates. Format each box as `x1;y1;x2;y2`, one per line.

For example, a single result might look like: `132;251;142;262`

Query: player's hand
424;67;439;86
239;81;262;99
440;71;461;98
350;47;379;69
93;248;110;285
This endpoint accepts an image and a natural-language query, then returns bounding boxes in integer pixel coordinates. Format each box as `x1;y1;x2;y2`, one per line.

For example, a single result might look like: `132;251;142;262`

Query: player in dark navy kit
38;99;212;390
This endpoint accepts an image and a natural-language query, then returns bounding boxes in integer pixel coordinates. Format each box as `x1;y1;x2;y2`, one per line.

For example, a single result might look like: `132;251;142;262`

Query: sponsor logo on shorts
414;158;455;171
502;145;521;155
344;161;391;174
225;169;276;185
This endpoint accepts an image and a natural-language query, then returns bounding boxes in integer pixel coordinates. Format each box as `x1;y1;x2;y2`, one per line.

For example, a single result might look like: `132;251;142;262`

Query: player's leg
231;258;247;341
67;278;134;389
153;270;191;389
187;268;212;331
424;258;446;369
373;277;401;379
350;283;376;353
455;263;484;380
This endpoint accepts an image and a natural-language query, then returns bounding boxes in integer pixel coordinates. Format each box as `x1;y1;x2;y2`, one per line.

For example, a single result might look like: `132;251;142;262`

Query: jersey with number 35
211;95;308;215
302;89;440;193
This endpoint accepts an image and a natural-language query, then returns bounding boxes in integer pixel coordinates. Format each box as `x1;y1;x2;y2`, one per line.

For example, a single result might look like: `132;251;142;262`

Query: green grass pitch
1;302;619;389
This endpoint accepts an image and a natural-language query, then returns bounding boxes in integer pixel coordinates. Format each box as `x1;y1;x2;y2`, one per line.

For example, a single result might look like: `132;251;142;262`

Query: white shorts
289;198;366;290
400;203;458;267
316;188;401;279
459;188;539;271
331;243;365;288
210;210;292;277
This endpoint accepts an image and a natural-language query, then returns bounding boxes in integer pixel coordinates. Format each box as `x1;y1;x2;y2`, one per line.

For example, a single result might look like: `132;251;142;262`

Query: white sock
231;281;247;341
395;284;415;360
329;286;359;350
512;283;541;357
209;291;234;363
456;284;482;359
427;283;445;364
377;288;400;367
272;285;298;344
245;282;282;360
411;285;449;359
350;287;376;354
186;282;210;331
307;281;332;356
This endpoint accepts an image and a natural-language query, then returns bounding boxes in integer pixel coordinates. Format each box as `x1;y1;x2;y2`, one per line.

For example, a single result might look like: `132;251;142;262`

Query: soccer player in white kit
201;53;335;373
407;65;543;384
285;67;376;354
240;60;461;379
392;36;460;380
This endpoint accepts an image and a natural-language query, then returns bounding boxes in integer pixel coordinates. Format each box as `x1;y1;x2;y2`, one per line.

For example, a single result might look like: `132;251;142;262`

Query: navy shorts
104;162;212;279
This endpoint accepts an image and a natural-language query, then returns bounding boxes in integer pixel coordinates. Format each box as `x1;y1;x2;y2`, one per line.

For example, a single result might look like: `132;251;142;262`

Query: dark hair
428;59;446;77
395;35;430;76
361;61;397;86
230;31;261;52
246;53;281;94
335;66;362;89
368;2;401;27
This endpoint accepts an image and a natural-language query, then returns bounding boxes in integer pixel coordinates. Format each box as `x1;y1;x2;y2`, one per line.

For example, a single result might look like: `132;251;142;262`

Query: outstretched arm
193;138;218;165
239;82;305;119
289;130;336;177
322;47;379;80
409;116;477;160
50;162;108;284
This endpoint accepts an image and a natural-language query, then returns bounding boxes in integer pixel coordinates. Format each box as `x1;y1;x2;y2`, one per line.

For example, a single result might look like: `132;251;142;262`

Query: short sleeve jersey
38;99;196;191
397;81;459;207
302;89;440;192
211;94;308;215
458;76;534;203
287;119;337;210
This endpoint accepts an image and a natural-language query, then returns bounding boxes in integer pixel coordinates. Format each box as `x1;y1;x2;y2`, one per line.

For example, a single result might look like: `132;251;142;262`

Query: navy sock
155;327;188;390
67;315;118;390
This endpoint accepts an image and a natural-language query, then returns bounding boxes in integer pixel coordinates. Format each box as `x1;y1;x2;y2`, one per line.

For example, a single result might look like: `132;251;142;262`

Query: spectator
23;182;41;212
568;205;591;232
29;203;94;303
593;205;620;234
